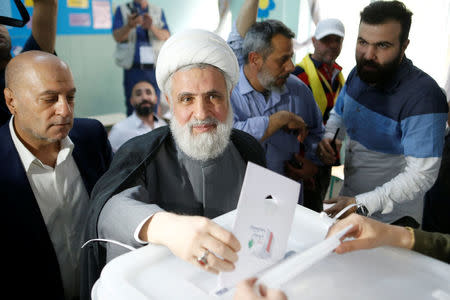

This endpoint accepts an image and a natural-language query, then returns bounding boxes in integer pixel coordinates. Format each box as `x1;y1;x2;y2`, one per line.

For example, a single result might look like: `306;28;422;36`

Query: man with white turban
81;29;266;299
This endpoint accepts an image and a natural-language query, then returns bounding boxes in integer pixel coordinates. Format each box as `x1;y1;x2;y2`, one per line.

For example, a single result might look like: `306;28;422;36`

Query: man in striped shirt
319;1;448;227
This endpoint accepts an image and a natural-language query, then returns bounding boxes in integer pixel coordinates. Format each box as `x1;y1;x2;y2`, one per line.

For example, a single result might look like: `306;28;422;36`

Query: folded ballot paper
216;162;300;291
208;162;350;297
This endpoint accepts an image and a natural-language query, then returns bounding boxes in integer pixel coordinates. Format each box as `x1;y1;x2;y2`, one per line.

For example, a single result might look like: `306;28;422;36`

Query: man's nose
285;59;295;73
330;39;341;49
194;98;209;120
55;96;73;117
364;45;377;61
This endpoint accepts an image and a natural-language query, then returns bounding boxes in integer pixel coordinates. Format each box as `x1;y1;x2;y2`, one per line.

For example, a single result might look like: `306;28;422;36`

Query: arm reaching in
326;214;414;254
31;0;58;53
236;0;259;38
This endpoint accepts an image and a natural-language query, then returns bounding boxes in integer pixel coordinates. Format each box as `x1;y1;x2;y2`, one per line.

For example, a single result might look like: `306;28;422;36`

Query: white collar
130;111;159;129
9;116;74;171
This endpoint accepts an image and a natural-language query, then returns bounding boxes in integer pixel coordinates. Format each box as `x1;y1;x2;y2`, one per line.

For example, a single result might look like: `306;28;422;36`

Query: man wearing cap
228;0;324;204
293;18;345;125
81;29;266;298
292;18;345;212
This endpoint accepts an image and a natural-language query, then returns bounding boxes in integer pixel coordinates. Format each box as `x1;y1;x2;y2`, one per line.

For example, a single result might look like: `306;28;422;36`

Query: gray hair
164;63;233;103
242;19;295;64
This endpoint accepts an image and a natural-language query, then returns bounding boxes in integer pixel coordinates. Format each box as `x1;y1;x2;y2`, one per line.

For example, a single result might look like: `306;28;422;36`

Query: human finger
234;278;258;300
288;114;307;130
207;221;241;252
334;238;371;254
324;205;340;218
327;219;358;239
135;15;143;24
323;199;347;218
193;248;223;274
318;141;336;165
202;236;239;265
296;127;308;143
319;138;335;155
323;197;338;204
259;284;268;296
265;288;288;300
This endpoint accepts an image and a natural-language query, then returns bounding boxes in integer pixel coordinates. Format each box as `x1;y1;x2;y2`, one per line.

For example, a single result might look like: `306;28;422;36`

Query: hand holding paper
145;212;241;274
219;162;300;290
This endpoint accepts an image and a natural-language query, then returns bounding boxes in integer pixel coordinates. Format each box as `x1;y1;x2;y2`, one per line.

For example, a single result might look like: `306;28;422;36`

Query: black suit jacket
1;118;112;299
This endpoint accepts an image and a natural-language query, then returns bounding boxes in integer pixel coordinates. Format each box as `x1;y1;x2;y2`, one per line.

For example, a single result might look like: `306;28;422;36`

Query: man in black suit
0;51;112;300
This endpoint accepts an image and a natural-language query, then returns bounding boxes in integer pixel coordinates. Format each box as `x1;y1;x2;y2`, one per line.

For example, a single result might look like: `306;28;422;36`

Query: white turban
155;29;239;95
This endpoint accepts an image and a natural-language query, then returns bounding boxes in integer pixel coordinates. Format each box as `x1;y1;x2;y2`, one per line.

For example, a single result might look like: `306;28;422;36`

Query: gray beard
257;68;283;94
170;107;233;161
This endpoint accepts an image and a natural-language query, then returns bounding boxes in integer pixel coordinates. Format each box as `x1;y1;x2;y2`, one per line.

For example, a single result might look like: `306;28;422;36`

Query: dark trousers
303;165;331;212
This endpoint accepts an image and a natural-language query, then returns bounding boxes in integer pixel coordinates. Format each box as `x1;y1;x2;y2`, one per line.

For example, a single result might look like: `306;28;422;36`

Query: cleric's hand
143;212;240;274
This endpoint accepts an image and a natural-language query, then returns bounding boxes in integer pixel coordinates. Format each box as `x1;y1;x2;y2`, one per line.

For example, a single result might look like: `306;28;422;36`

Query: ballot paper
217;162;300;291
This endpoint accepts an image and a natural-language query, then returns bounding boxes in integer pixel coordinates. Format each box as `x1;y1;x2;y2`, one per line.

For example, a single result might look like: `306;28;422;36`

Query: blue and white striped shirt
326;58;448;224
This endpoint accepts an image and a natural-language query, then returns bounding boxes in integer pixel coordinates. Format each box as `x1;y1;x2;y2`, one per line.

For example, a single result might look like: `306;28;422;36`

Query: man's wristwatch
356;204;369;216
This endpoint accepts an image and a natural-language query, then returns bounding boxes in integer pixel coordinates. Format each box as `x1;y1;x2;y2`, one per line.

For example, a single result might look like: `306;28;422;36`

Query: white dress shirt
108;112;167;152
9;118;89;300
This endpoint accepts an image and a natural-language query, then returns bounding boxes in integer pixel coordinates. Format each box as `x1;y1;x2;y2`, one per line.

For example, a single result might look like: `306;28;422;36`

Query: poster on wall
258;0;276;19
5;0;112;55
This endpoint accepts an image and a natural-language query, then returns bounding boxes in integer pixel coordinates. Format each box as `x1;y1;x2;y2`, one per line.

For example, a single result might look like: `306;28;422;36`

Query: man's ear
4;88;16;115
164;93;171;107
401;39;410;56
248;51;263;70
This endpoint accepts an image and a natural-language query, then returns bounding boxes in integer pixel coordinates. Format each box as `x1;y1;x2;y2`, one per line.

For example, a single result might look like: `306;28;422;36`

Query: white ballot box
92;205;450;300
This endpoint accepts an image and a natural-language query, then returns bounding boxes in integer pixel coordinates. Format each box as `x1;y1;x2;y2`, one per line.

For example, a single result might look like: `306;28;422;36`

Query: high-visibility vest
298;54;345;116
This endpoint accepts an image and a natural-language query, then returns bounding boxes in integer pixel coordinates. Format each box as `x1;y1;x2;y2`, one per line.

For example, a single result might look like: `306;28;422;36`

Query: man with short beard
318;1;448;227
228;0;324;205
81;29;266;299
108;80;167;152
